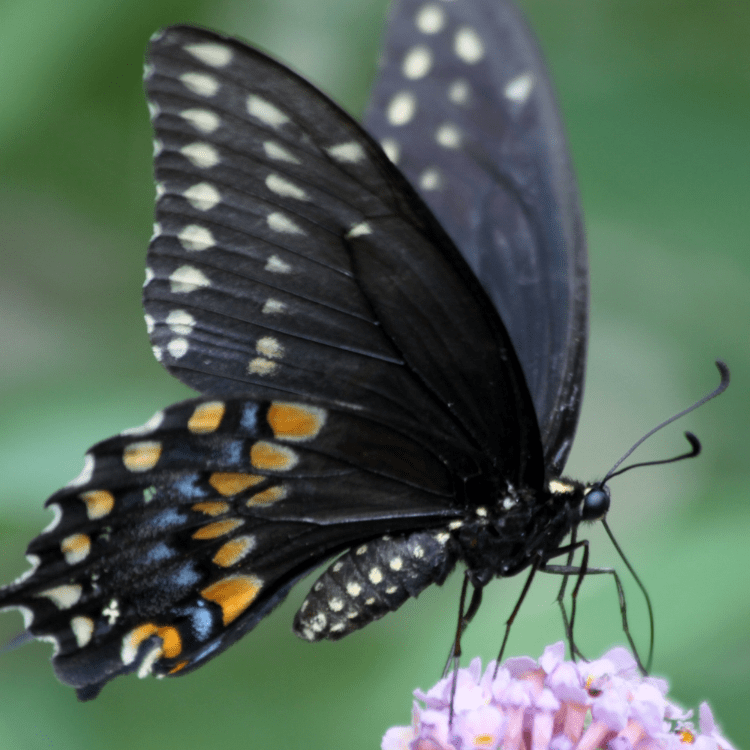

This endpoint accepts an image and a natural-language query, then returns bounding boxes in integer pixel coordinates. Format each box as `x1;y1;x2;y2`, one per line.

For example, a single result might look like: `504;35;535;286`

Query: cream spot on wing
264;254;292;273
261;298;287;314
180;71;219;97
247;95;289;128
416;3;445;34
180;142;220;169
402;46;432;79
435;123;462;149
419;168;442;191
263;140;300;163
265;173;309;201
256;336;284;359
170;265;211;293
178;223;215;251
267;211;304;234
166;309;196;335
184;42;233;68
504;72;535;103
387;91;417;126
326;141;366;163
380;138;400;164
184;182;221;211
448;79;471;105
454;27;485;64
180;108;221;133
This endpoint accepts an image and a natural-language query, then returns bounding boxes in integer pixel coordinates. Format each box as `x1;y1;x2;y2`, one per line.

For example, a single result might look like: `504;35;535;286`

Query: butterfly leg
491;560;540;679
542;539;650;675
444;573;483;725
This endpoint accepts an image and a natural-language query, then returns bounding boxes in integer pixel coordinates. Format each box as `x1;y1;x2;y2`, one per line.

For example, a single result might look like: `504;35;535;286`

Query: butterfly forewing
144;25;541;478
364;0;588;473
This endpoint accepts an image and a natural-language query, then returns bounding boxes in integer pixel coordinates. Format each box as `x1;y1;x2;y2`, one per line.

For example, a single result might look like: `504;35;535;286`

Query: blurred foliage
0;0;748;748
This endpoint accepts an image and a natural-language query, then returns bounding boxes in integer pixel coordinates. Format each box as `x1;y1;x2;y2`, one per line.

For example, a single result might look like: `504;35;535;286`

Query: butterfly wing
363;0;588;474
143;25;544;487
0;396;462;699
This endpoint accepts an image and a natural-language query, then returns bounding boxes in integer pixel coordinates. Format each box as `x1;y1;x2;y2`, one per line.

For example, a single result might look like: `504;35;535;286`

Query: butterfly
0;0;619;700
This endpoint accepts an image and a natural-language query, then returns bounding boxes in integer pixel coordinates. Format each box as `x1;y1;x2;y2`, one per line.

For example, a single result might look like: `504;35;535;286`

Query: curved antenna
602;360;729;485
601;518;655;673
606;431;701;482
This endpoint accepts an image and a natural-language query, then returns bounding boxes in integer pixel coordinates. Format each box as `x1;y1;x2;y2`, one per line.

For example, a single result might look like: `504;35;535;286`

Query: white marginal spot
416;4;445;34
264;254;292;274
262;298;287;314
180;142;220;169
178;223;215;251
41;503;63;534
328;598;344;612
435;123;462;149
152;346;164;362
448;79;471;105
332;562;343;573
329;622;346;633
356;545;367;555
67;455;94;489
103;599;120;625
263;140;300;164
502;497;516;510
435;531;450;544
179;71;219;97
71;616;94;648
144;63;155;82
380;138;400;164
387;91;417;126
138;645;163;678
419;167;443;191
476;507;488;517
10;554;40;586
184;182;221;211
153;139;163;157
147;100;159;119
180;108;221;133
365;597;376;606
413;545;424;559
346;222;371;239
448;520;463;530
143;267;155;287
454;26;485;64
369;567;383;585
504;72;535;103
170;265;211;293
256;336;284;359
167;338;189;359
389;557;403;571
39;584;82;610
155;184;165;200
326;141;366;163
402;46;432;79
346;582;362;597
309;612;327;632
386;586;398;595
248;358;277;375
166;309;196;335
122;410;165;436
267;212;304;235
185;42;233;68
265;173;309;201
247;95;289;129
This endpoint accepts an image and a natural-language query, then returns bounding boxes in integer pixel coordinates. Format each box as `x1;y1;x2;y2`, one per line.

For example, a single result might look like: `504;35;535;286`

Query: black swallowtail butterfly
0;0;685;700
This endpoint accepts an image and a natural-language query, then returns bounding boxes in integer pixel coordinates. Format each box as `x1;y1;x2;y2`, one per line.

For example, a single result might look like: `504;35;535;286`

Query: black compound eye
582;486;610;521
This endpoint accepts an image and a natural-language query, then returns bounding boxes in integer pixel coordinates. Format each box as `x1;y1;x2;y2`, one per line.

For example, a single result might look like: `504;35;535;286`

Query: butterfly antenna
602;360;729;485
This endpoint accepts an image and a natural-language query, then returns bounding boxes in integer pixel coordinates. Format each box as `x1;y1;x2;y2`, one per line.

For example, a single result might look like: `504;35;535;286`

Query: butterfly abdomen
294;530;458;641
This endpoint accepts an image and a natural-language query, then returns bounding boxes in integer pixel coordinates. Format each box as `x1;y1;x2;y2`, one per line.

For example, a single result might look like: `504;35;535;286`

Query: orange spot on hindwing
267;402;326;441
192;518;244;540
250;441;298;471
209;472;264;496
188;401;226;433
201;575;263;624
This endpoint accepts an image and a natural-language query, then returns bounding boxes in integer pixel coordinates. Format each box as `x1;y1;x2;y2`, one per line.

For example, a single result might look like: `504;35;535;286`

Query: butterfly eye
581;486;610;521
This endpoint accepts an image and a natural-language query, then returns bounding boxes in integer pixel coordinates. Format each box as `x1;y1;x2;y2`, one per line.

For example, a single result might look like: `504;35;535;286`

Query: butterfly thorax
454;478;585;587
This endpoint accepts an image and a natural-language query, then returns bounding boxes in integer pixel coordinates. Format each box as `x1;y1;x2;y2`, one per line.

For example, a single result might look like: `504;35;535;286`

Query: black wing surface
143;25;544;487
364;0;588;474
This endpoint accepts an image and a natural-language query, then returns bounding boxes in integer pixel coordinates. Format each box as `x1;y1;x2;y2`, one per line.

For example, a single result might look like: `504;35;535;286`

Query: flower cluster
382;643;735;750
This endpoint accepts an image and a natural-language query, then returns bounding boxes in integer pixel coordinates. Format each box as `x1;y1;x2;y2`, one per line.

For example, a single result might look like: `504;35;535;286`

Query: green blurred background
1;0;748;746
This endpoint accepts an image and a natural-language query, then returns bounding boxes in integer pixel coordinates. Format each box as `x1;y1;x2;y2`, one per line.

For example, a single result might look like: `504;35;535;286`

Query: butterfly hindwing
1;396;464;698
364;0;588;473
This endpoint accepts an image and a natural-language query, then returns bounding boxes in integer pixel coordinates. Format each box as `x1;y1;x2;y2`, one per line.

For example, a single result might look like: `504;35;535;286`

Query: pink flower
381;644;735;750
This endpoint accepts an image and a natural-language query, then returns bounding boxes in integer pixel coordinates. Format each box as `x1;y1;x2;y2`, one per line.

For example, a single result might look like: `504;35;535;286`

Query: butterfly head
580;484;611;522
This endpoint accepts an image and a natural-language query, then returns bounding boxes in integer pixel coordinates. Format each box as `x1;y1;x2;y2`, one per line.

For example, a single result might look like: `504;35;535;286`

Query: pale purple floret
382;643;735;750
